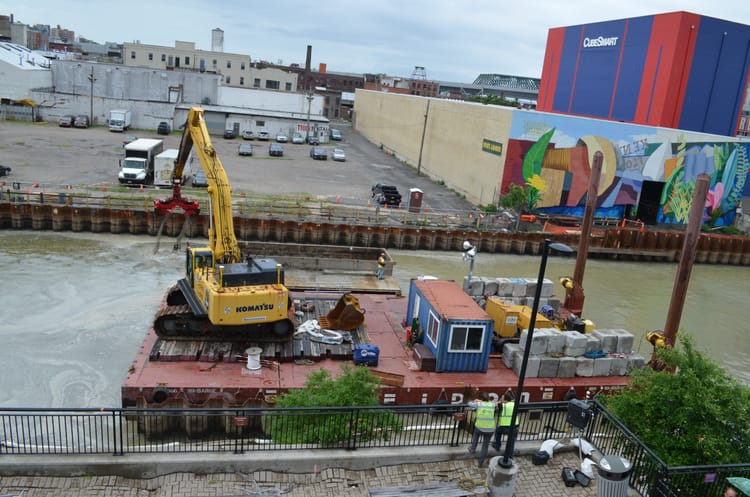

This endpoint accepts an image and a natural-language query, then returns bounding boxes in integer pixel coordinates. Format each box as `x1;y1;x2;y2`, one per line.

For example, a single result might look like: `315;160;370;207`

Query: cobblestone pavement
0;452;600;497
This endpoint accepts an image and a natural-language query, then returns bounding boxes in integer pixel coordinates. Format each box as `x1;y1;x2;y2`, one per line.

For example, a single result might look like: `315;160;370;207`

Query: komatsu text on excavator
153;107;297;342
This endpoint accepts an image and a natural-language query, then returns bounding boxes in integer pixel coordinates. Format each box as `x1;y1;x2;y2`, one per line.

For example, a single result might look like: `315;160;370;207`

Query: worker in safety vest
492;390;520;452
467;392;499;467
375;252;386;280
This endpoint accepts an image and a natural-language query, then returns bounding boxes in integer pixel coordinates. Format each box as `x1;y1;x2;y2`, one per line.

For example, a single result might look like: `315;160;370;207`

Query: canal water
1;231;748;409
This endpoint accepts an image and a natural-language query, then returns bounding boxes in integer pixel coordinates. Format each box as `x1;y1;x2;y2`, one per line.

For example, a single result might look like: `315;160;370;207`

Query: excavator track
153;303;297;343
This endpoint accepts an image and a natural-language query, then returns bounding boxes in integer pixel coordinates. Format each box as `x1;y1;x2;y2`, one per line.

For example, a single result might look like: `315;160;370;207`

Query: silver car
332;148;346;162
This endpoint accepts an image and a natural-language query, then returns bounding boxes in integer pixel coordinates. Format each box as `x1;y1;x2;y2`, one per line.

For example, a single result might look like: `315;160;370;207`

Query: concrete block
628;354;647;373
520;328;550;355
547;297;561;311
524;278;538;297
511;278;527;297
503;343;522;369
585;335;601;353
540;278;554;298
592;329;617;353
482;277;499;296
512;352;540;378
610;356;628;375
558;357;577;377
593;357;613;376
546;329;565;354
463;276;484;296
563;345;587;357
563;331;588;349
538;357;560;377
496;278;514;297
576;357;595;376
611;328;635;354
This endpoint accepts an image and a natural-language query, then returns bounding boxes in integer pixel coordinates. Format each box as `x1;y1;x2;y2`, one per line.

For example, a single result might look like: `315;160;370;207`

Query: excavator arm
154;107;241;263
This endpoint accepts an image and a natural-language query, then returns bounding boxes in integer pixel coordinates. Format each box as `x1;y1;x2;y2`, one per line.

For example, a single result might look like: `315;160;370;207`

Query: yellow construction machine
153;107;296;341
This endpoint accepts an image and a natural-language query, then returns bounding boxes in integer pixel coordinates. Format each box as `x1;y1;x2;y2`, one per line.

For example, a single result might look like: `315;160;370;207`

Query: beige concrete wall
354;90;512;206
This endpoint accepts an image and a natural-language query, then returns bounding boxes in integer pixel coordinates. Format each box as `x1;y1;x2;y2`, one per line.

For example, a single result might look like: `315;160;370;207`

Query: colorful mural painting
503;111;750;227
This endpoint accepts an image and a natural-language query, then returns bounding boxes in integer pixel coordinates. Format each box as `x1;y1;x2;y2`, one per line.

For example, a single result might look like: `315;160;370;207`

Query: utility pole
417;100;430;176
87;66;96;124
305;92;313;142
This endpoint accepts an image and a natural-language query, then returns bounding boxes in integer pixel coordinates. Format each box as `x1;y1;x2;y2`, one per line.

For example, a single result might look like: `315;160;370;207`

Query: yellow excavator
153;107;297;341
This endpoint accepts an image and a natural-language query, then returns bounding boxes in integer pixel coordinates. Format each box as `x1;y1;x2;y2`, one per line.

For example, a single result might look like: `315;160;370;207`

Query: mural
503;111;750;227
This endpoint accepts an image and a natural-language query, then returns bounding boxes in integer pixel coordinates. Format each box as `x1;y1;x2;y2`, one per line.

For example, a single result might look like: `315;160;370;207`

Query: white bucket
245;347;262;370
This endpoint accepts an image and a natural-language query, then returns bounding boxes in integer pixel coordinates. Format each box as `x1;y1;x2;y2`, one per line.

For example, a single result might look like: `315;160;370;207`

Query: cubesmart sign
482;139;503;156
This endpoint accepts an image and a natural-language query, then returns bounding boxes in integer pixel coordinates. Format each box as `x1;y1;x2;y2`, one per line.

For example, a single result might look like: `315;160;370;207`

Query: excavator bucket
317;293;365;331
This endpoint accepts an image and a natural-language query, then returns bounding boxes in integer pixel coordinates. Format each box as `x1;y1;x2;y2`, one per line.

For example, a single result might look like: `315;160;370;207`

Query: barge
121;245;635;412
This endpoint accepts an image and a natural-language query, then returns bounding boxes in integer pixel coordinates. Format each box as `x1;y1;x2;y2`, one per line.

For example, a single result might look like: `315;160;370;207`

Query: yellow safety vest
499;401;520;426
475;401;496;430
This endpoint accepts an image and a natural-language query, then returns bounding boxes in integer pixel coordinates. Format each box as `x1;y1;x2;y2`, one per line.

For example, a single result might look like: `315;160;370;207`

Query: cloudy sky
6;1;750;82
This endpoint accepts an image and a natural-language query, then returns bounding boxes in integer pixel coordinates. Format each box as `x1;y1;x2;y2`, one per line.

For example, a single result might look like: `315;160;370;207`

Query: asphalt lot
0;120;475;212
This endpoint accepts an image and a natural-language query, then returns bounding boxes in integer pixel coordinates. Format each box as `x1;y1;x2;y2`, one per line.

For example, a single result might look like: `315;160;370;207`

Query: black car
269;143;284;157
307;135;320;145
330;129;342;141
310;146;327;160
224;128;236;139
0;164;11;177
157;122;171;135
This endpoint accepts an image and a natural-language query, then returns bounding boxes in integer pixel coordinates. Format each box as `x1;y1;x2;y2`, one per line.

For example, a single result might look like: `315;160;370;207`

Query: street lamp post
305;92;313;142
499;238;573;469
87;66;96;124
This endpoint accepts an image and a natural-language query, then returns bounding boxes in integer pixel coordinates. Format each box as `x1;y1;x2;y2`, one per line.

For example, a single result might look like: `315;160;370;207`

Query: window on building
427;311;439;347
161;54;166;62
148;53;153;61
256;120;265;127
185;56;190;65
241;62;245;70
130;51;135;59
448;325;485;352
285;82;292;91
227;60;231;69
212;59;217;67
265;80;280;90
240;77;244;85
253;78;261;88
226;76;231;84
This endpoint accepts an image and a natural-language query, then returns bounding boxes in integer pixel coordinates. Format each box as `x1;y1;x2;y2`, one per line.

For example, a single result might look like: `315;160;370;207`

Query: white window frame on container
448;324;485;353
426;310;439;347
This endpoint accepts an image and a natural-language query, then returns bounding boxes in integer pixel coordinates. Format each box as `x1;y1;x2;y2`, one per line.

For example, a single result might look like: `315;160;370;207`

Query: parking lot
0;120;475;212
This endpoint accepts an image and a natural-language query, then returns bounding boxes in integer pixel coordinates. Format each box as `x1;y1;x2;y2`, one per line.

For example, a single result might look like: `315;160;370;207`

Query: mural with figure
503;111;749;228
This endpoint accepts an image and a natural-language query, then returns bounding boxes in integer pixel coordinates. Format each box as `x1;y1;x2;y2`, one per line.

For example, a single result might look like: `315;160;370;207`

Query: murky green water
0;231;747;408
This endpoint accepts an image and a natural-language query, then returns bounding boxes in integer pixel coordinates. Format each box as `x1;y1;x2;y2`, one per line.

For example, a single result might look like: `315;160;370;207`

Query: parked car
257;131;270;141
157;121;171;135
224;128;236;139
310;146;327;160
275;133;288;143
241;129;255;140
192;170;208;187
73;115;90;128
121;135;138;147
269;143;284;157
332;148;346;162
307;135;320;145
292;132;305;144
0;164;11;177
58;114;75;127
238;143;254;156
330;129;342;141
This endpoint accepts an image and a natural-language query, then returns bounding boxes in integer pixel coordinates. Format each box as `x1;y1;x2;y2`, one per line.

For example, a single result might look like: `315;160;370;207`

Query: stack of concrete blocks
502;326;644;379
491;277;561;312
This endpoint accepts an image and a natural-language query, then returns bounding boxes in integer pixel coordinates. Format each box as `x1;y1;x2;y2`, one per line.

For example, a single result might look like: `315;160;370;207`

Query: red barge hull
122;292;630;409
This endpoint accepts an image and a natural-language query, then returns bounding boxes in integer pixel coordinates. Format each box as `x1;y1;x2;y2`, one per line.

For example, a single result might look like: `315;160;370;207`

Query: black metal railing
2;401;748;497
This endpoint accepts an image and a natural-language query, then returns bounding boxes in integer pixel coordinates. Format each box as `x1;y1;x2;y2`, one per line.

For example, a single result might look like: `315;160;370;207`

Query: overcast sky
6;1;750;82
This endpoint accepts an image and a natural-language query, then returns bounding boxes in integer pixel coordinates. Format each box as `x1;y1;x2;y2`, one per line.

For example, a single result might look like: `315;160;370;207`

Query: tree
602;335;750;465
265;365;402;445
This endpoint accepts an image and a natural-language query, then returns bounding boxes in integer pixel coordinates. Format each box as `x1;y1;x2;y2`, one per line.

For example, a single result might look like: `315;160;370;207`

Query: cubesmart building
537;11;750;137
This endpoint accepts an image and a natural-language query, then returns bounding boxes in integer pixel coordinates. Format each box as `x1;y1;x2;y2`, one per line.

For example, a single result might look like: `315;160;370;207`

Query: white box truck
118;138;163;185
153;148;191;187
108;109;132;132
